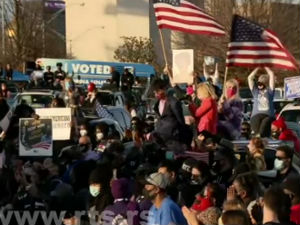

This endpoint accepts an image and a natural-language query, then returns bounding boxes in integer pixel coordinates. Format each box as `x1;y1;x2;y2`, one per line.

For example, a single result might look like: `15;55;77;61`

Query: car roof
19;92;53;96
280;102;300;112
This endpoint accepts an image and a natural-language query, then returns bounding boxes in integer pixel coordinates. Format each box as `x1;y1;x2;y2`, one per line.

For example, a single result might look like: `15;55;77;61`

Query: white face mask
96;132;104;141
274;158;285;171
89;186;100;197
80;129;88;137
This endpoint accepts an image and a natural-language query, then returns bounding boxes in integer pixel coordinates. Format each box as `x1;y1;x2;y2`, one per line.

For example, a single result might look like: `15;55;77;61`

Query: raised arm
264;67;275;91
203;62;209;80
248;67;259;91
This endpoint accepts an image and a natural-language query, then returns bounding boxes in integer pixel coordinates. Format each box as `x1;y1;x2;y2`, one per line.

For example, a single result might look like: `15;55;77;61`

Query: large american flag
226;15;298;70
153;0;225;36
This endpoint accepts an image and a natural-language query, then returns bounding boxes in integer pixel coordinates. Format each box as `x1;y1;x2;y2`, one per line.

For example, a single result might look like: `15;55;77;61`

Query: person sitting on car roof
271;117;300;153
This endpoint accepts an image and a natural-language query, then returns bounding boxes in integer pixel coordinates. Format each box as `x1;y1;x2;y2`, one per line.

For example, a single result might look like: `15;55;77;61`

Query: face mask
274;158;285;171
156;92;166;100
226;87;237;98
143;188;157;201
65;82;70;90
271;131;280;139
79;144;89;152
190;175;203;185
80;129;88;137
96;132;104;141
89;186;100;197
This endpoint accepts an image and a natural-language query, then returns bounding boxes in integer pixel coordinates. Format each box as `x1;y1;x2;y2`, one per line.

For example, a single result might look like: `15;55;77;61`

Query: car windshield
239;88;252;99
20;95;53;107
281;110;300;123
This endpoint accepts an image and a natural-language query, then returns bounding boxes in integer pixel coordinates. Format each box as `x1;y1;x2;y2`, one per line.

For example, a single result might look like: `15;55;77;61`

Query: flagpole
223;66;228;94
159;29;168;67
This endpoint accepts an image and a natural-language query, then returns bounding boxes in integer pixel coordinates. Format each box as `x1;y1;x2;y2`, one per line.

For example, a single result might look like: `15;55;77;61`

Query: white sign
172;49;194;84
19;119;53;157
284;76;300;99
35;108;72;140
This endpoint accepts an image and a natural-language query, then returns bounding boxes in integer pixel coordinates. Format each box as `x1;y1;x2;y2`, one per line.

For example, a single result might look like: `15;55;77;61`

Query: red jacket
279;130;300;153
189;97;218;134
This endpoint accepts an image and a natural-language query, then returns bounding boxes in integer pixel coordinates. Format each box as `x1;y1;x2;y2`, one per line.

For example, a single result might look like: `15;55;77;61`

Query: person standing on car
44;66;55;88
85;82;114;120
110;66;120;89
121;68;134;91
54;62;66;81
248;67;275;138
5;63;13;81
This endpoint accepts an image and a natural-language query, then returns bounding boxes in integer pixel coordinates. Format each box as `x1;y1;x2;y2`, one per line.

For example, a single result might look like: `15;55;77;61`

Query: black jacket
153;96;185;143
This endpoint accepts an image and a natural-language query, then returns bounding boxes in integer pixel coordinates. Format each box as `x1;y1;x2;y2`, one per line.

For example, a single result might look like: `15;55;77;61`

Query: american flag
226;15;298;70
153;0;225;36
95;100;114;120
32;142;51;150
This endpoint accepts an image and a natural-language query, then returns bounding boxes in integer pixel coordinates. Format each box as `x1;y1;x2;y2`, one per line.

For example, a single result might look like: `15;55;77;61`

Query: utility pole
1;0;5;57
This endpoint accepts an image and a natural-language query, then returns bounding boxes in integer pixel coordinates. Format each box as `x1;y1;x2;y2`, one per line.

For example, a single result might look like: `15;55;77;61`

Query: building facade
65;0;151;61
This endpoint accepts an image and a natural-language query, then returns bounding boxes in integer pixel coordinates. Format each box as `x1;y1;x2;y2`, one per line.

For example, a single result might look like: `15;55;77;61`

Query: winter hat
258;74;269;86
197;207;221;225
111;178;131;199
272;117;287;130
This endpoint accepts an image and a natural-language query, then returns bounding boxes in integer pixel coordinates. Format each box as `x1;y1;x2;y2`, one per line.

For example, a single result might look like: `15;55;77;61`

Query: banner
36;108;71;140
19;119;53;157
172;49;194;84
284;76;300;99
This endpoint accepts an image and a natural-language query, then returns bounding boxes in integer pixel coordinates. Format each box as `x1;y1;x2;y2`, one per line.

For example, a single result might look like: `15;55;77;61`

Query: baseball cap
145;172;170;189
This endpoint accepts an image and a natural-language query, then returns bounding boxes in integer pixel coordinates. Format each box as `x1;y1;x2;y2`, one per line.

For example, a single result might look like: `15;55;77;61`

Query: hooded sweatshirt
272;117;300;153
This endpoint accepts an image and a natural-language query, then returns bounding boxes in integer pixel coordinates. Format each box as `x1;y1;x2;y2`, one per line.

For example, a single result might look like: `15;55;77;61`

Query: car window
20;95;53;107
281;110;300;123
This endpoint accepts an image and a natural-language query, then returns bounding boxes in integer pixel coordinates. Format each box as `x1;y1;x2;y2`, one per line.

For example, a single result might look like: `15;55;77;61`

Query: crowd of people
0;62;299;225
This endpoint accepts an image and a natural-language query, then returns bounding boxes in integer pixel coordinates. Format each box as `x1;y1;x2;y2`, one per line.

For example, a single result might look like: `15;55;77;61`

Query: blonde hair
223;79;240;100
197;83;217;100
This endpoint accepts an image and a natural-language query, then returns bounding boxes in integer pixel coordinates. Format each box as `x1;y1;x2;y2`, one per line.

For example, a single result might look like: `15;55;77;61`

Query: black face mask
79;144;89;153
142;188;157;201
271;131;280;139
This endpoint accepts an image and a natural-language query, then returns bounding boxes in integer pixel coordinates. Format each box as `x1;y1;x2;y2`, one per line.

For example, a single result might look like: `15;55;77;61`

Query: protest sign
172;49;194;84
35;108;71;140
204;56;215;66
19;118;53;157
284;76;300;99
0;109;13;132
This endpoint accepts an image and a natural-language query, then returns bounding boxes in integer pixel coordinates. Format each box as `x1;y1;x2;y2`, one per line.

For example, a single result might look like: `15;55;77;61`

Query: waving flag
226;15;298;70
153;0;225;36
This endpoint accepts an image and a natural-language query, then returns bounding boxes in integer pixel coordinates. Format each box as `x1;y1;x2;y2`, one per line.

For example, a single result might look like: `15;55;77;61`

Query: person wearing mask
189;83;218;135
110;66;120;89
103;178;139;225
271;117;300;153
5;63;13;80
88;166;114;224
151;79;187;145
274;145;298;183
263;186;292;225
282;175;300;225
94;123;110;152
158;160;179;203
121;68;134;91
191;183;225;213
54;62;66;81
79;136;100;161
248;67;275;137
64;78;79;116
44;66;54;88
247;137;267;171
227;172;261;213
0;83;11;99
241;122;252;140
30;64;44;87
144;172;187;225
218;79;244;140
